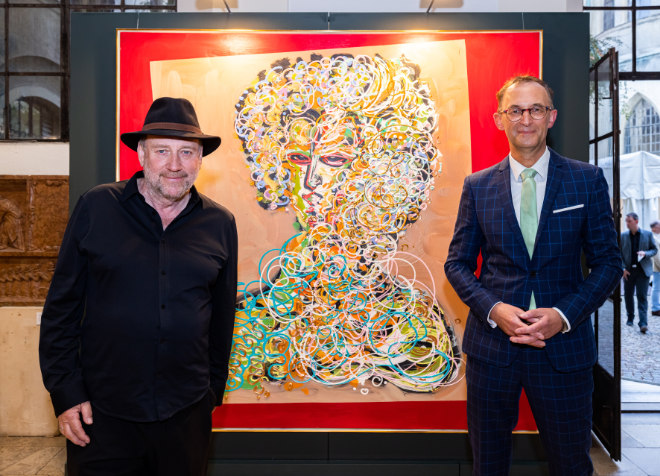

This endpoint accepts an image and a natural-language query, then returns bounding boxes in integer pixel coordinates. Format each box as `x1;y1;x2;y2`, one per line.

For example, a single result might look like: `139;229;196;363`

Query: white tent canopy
592;151;660;230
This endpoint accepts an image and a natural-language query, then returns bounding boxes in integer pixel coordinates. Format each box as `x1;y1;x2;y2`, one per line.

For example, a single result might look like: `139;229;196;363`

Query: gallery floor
0;379;658;476
2;300;659;476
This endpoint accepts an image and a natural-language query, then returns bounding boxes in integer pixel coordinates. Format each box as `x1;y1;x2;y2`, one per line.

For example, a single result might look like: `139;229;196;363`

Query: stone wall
0;176;68;305
0;307;59;436
0;175;67;436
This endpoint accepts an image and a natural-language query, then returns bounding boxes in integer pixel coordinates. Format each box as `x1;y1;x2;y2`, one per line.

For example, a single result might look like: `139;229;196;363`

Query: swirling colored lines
228;225;461;397
234;54;439;217
229;53;460;399
230;235;459;396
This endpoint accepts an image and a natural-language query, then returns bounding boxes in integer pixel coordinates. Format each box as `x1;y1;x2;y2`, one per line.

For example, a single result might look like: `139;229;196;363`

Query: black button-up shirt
630;230;640;270
39;172;238;422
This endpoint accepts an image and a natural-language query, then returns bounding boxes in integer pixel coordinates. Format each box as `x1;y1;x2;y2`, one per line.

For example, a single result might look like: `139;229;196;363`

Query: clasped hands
490;302;564;348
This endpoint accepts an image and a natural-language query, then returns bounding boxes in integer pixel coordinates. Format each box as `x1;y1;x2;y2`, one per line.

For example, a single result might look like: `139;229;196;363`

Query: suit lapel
496;158;529;259
621;232;630;265
536;151;564;251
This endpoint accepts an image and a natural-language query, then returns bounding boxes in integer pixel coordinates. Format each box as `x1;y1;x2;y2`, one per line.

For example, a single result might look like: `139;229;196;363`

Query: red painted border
211;392;537;431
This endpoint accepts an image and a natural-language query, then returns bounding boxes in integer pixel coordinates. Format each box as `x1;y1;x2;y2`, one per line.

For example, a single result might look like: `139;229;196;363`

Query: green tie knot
521;168;538;182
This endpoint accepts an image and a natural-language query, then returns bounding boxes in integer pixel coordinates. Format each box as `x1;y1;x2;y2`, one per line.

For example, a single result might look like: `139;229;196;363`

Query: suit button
530;271;537;278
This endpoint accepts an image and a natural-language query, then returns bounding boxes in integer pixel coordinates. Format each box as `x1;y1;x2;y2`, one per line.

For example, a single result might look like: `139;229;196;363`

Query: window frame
584;0;660;80
623;96;660;153
0;0;176;142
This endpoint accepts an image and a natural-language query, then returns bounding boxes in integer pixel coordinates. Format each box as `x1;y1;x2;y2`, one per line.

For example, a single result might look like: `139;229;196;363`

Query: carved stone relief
0;176;68;305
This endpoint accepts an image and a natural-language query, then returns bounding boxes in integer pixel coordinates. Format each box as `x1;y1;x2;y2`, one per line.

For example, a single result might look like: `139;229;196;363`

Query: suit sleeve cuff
50;385;89;418
553;307;571;333
486;301;502;328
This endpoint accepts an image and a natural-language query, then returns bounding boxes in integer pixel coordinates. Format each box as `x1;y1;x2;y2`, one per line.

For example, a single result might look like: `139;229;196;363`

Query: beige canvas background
150;39;472;403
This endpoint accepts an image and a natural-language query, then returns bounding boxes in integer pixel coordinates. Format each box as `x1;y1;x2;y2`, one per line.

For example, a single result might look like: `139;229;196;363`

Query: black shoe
641;326;648;334
652;310;660;316
627;320;634;326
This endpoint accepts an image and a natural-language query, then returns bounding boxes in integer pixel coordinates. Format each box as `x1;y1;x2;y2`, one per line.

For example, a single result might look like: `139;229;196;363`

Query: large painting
117;30;542;431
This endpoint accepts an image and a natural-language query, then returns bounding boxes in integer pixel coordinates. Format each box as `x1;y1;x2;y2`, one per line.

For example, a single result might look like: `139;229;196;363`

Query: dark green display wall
70;11;589;475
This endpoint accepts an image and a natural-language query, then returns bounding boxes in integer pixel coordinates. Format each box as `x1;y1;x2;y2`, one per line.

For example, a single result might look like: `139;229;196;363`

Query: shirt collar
121;171;143;201
509;147;550;182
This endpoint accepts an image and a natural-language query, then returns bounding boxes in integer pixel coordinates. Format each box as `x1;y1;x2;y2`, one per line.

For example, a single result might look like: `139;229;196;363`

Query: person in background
39;97;238;476
445;75;622;475
621;212;657;334
648;220;660;317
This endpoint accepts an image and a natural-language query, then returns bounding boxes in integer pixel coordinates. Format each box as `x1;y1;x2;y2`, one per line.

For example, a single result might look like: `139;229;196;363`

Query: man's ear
547;108;558;129
137;142;145;167
493;112;505;131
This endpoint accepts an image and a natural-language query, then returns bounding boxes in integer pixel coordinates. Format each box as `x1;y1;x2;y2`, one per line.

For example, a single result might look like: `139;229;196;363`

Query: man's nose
519;109;534;125
167;153;184;170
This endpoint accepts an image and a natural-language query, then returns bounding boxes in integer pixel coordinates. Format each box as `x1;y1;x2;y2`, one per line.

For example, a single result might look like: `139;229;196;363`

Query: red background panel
118;30;540;179
118;30;541;431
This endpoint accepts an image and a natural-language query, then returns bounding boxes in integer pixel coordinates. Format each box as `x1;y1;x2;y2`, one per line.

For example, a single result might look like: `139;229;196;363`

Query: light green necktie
520;168;538;309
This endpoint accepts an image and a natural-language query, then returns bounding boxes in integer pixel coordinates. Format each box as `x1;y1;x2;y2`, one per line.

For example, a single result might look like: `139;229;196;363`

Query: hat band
142;122;203;134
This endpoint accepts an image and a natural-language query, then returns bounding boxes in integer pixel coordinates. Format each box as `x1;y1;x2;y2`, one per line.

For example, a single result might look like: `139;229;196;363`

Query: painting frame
116;28;543;433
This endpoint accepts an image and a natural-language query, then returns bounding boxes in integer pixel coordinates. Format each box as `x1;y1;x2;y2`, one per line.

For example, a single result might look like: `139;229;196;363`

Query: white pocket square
553;204;584;214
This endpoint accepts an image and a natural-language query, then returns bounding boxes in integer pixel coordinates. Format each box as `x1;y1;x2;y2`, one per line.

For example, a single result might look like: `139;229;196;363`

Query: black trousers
66;391;214;476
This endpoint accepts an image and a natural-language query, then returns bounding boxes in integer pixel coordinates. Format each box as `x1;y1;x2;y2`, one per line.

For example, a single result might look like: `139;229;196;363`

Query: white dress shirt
509;148;550;222
486;147;571;333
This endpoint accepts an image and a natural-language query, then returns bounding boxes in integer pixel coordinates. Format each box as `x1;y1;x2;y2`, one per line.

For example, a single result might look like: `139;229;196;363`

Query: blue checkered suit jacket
445;149;622;372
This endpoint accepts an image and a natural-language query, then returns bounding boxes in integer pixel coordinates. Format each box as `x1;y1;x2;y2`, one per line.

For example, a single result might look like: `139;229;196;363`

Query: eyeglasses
499;106;554;122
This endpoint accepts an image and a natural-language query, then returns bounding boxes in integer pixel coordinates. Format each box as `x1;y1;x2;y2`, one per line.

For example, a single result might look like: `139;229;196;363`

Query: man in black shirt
621;212;657;333
39;97;238;475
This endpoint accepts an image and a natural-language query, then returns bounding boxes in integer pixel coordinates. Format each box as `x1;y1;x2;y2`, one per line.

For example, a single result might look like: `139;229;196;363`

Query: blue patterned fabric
445;149;622;475
445;149;622;372
467;351;593;476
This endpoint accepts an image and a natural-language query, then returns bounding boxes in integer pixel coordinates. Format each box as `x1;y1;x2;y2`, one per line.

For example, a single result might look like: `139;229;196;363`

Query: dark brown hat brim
121;129;221;157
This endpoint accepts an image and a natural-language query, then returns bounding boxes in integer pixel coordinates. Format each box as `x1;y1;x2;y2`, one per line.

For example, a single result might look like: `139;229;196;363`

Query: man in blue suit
445;76;622;475
621;212;657;333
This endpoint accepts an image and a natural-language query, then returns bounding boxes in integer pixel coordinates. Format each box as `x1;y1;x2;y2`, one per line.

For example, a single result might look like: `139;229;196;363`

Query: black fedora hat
121;97;221;156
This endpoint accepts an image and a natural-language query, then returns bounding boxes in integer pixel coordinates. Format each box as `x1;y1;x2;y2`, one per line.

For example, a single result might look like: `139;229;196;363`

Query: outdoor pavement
595;292;660;386
592;380;660;475
620;312;660;385
590;289;660;475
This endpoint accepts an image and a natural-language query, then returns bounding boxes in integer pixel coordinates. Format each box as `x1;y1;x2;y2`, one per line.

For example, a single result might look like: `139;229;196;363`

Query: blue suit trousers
467;351;593;476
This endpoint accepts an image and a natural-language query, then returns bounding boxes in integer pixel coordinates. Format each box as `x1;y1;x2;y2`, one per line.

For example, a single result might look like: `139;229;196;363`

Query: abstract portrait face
231;53;459;400
235;54;440;233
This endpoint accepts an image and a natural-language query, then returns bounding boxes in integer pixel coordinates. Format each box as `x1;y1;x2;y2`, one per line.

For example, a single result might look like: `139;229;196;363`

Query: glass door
590;47;622;461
